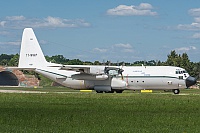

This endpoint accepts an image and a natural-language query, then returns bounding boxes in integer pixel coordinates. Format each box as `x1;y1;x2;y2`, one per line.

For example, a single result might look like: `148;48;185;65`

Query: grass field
0;88;200;132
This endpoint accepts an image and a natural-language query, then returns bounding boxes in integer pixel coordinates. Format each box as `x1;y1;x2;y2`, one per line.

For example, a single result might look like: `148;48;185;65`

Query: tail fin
18;28;48;68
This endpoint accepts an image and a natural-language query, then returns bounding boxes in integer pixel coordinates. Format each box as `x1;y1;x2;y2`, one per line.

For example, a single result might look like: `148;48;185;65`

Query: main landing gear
172;89;180;94
96;90;123;93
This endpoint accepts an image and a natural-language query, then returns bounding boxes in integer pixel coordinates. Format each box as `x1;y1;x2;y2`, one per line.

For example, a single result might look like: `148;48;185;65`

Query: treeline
0;50;200;77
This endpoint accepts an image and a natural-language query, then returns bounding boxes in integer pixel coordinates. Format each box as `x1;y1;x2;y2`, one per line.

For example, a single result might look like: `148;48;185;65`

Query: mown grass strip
0;90;200;132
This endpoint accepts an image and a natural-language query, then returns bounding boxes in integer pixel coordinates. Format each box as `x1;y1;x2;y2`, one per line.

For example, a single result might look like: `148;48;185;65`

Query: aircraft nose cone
186;76;197;88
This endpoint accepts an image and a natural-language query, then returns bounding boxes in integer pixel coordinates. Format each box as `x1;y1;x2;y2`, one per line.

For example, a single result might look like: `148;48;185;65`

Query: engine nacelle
89;66;105;75
111;78;127;89
72;74;108;80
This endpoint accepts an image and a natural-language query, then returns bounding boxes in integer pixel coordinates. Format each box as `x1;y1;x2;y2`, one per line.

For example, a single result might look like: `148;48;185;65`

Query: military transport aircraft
13;28;197;94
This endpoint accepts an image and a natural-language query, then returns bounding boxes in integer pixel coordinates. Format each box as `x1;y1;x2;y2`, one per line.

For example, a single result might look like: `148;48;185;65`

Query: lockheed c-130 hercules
11;28;197;94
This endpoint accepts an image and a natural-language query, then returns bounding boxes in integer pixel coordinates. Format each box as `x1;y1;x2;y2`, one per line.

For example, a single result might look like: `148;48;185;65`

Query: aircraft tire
105;90;114;93
110;90;114;93
173;89;180;94
96;91;103;93
116;90;123;93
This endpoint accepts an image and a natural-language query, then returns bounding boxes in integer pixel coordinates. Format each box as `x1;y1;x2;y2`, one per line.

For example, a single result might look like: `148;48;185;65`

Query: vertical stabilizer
18;28;48;68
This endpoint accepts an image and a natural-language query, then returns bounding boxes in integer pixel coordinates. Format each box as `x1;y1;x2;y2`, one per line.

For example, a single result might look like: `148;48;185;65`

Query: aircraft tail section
18;28;48;68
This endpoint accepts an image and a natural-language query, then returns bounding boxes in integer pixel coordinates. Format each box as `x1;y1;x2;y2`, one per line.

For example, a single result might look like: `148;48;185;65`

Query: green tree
45;55;53;62
0;59;9;66
66;59;83;65
8;54;19;66
94;61;101;65
0;54;14;66
50;55;69;64
83;61;93;65
165;50;178;66
180;53;192;73
164;51;197;76
188;62;200;78
156;60;164;66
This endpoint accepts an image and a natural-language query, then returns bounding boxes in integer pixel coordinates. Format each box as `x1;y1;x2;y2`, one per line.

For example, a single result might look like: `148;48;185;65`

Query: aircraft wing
59;65;123;80
60;66;90;73
59;65;105;75
60;65;123;75
60;65;110;80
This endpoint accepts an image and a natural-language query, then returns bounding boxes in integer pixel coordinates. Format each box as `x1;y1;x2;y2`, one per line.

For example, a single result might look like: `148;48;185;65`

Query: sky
0;0;200;63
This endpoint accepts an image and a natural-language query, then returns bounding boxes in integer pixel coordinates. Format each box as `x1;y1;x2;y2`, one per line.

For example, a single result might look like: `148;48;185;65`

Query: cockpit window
182;70;187;73
176;71;182;74
176;70;188;74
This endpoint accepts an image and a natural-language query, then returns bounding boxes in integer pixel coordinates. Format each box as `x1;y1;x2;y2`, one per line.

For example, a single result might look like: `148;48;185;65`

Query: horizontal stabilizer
6;67;36;71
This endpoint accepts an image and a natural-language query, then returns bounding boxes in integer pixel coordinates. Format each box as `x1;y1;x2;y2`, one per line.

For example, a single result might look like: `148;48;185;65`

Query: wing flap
60;66;90;73
60;65;105;75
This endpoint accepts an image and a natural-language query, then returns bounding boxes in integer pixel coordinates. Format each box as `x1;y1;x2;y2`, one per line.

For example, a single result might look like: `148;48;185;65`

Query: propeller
195;72;200;80
103;60;125;80
117;62;125;80
195;72;200;79
118;68;124;80
104;67;124;78
102;59;105;66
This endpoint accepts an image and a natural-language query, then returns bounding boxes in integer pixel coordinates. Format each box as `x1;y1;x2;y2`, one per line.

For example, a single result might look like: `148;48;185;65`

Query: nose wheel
173;89;180;94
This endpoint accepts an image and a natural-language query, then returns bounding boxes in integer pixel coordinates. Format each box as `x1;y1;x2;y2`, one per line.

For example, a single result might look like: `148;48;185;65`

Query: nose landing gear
173;89;180;94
